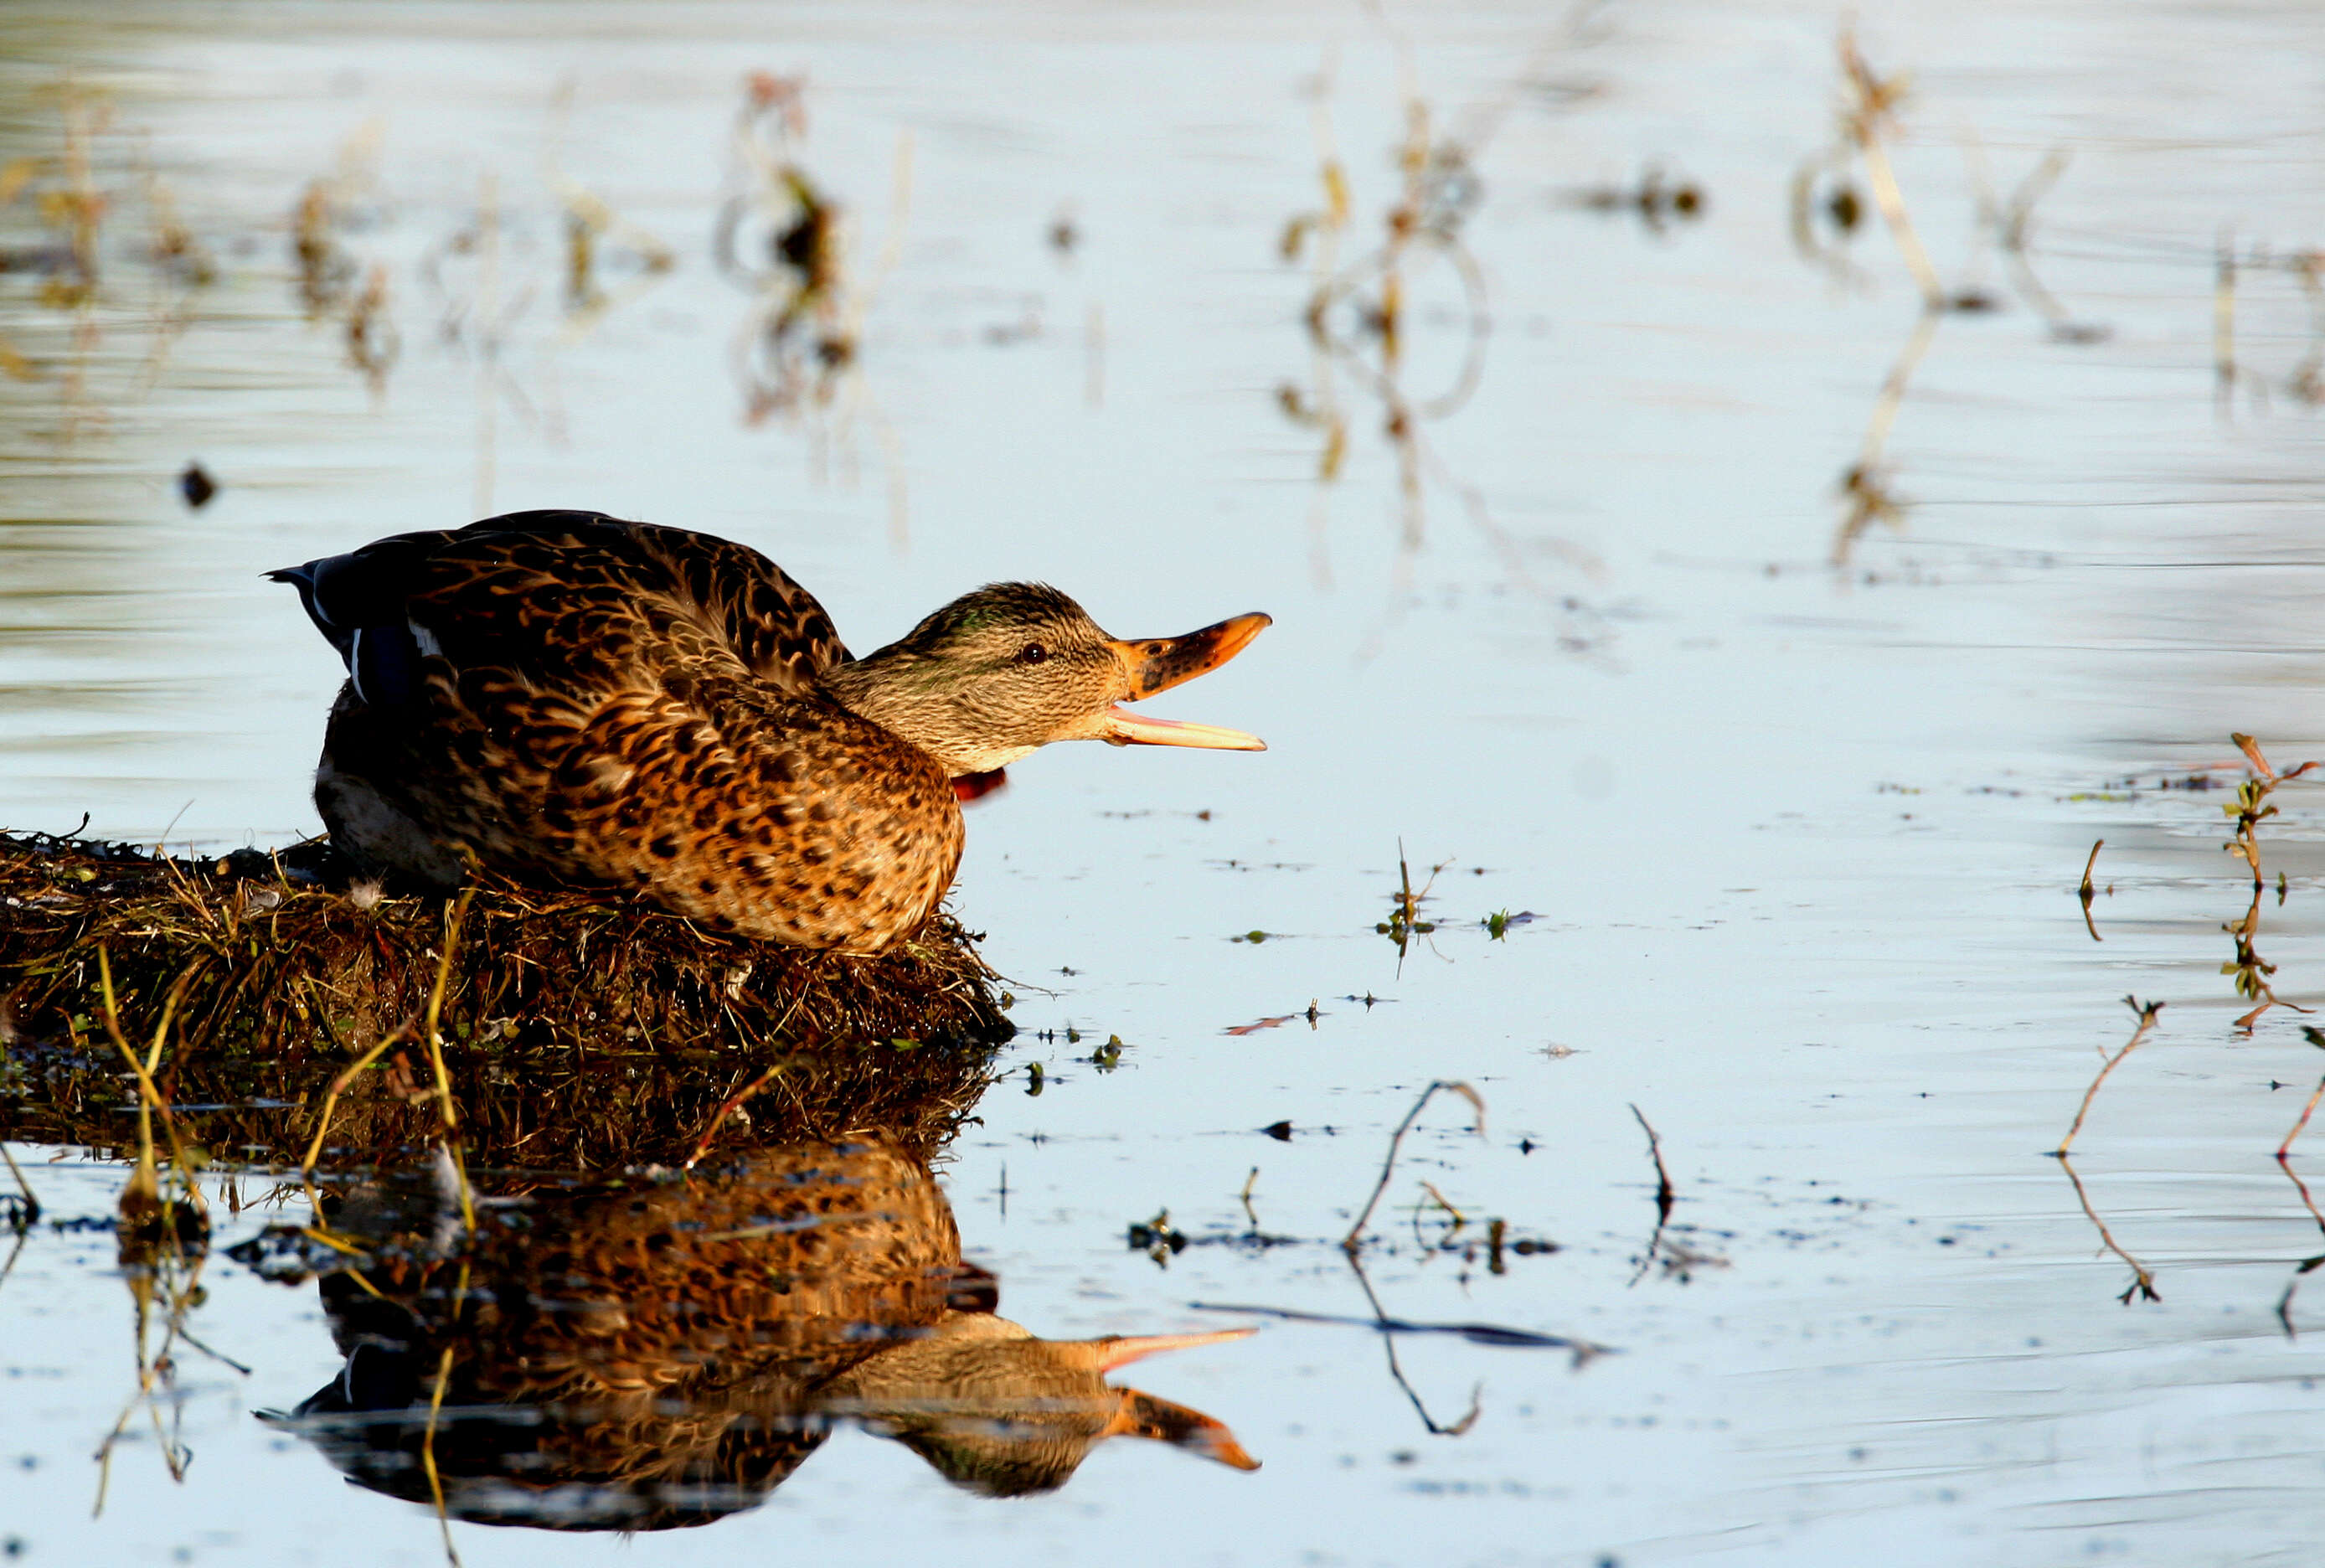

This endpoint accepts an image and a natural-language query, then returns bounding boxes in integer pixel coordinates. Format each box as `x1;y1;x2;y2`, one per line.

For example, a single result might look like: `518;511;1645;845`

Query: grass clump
0;830;1013;1166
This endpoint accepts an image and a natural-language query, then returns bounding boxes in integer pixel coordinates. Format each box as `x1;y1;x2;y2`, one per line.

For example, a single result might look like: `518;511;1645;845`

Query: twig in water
684;987;811;1167
1624;1103;1691;1286
1379;840;1452;970
1418;1181;1465;1227
0;1229;27;1303
1630;1103;1674;1225
2052;996;2162;1156
2079;838;2104;942
1343;1080;1485;1253
687;1063;784;1168
420;890;476;1233
2277;1027;2325;1160
298;1024;410;1187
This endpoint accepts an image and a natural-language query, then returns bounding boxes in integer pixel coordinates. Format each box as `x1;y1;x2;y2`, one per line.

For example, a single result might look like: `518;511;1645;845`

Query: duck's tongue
1100;708;1266;750
1103;611;1271;750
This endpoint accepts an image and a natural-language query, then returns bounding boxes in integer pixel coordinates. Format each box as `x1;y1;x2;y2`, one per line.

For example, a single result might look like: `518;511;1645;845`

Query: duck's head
819;583;1270;776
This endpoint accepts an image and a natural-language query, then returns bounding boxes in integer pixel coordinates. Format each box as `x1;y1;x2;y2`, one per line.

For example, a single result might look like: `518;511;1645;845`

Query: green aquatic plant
1376;842;1446;963
2224;734;2320;888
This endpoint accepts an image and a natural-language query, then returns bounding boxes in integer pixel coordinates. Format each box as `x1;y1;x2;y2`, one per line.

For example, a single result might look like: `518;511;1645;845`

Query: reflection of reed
0;80;219;443
2053;1153;2159;1306
1345;1251;1477;1436
714;73;912;543
86;949;242;1518
1276;50;1605;654
2273;1149;2325;1335
1802;33;2102;567
1176;1077;1607;1436
2220;884;2312;1034
549;81;676;336
288;121;404;404
2211;237;2325;415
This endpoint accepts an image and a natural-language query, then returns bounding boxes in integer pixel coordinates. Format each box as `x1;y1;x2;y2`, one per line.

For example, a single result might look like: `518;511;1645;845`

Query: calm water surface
7;3;2325;1564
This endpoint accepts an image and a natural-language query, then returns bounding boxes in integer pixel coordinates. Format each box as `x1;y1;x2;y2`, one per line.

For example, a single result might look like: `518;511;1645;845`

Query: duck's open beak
1102;612;1271;750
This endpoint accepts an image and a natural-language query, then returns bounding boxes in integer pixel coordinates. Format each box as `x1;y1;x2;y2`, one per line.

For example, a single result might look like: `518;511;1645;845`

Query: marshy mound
0;829;1013;1165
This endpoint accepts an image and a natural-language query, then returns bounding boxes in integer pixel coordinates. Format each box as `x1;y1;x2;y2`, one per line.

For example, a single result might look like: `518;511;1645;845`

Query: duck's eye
1018;642;1048;665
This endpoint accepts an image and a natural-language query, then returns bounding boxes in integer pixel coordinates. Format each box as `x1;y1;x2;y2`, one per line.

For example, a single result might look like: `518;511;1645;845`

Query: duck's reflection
265;1139;1255;1529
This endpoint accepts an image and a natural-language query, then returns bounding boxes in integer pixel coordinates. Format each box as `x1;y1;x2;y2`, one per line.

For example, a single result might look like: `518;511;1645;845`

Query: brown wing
276;510;852;699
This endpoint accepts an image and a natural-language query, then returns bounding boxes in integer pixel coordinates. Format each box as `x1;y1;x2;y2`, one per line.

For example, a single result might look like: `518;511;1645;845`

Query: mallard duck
271;510;1268;951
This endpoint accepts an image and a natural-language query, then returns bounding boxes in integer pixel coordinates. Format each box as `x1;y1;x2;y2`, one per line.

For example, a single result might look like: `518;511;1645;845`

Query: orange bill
1103;611;1271;750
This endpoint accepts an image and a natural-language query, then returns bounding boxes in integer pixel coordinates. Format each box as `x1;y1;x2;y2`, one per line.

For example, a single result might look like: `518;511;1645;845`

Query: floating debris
178;461;215;508
1126;1209;1188;1264
1561;166;1706;231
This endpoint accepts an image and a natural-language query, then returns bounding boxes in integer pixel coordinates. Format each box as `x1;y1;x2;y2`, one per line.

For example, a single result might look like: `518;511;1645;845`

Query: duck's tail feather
268;554;428;708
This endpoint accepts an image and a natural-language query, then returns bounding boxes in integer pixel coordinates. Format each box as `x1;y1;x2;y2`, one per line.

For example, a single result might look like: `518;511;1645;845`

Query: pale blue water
8;3;2325;1563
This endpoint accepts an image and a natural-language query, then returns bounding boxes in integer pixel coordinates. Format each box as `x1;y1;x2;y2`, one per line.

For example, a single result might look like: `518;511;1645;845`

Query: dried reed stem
422;1341;463;1567
2052;997;2162;1156
1343;1080;1485;1253
297;1025;411;1181
1630;1104;1675;1225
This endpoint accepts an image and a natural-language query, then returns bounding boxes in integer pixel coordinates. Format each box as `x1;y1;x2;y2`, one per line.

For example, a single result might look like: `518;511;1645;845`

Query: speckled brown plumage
274;510;1270;952
288;1140;966;1529
281;1139;1254;1527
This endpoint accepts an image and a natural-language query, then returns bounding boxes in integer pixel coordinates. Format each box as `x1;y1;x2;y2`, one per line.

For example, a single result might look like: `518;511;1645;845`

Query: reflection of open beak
1103;612;1271;751
1101;1389;1263;1472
